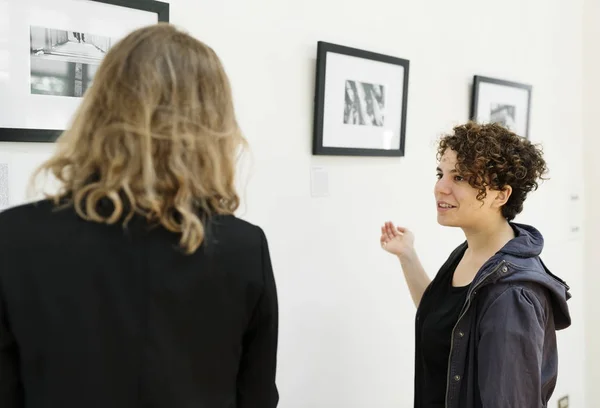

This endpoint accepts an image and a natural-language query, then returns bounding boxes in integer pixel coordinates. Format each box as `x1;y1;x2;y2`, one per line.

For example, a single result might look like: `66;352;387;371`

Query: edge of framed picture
0;0;170;143
312;41;409;157
470;75;532;139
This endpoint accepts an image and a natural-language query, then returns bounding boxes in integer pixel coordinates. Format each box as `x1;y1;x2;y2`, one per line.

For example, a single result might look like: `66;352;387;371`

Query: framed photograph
312;41;409;157
470;75;532;139
0;0;169;143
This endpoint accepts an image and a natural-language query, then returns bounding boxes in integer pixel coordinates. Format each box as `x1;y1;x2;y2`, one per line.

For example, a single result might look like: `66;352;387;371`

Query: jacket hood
498;222;544;258
496;223;572;330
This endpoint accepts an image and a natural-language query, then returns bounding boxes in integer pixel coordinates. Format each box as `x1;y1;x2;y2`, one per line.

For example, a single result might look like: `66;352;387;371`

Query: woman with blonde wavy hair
0;23;278;408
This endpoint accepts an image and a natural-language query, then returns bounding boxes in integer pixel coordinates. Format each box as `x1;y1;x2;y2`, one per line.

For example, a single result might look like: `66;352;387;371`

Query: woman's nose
435;178;451;195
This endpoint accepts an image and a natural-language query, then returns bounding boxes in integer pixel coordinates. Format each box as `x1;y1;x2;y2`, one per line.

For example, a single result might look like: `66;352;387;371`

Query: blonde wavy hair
33;23;245;254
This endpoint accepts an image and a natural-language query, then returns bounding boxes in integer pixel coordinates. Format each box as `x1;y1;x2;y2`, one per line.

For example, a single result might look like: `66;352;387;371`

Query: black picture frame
470;75;532;139
0;0;169;143
312;41;410;157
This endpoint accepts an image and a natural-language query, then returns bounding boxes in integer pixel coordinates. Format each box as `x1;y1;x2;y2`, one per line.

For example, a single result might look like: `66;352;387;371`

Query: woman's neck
462;217;515;259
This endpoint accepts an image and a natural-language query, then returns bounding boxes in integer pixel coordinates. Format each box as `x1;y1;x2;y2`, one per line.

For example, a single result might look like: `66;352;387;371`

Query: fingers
381;224;393;248
380;226;388;250
385;222;394;241
383;222;401;236
381;222;406;239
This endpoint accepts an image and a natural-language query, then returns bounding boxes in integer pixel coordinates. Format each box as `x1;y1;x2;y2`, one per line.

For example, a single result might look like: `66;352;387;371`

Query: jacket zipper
444;260;507;408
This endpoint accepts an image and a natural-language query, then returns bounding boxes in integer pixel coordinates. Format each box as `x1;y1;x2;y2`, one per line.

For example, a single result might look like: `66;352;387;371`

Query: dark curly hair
437;122;548;221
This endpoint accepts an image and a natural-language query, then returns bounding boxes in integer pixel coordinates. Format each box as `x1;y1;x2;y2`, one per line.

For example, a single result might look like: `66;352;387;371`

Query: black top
416;244;469;408
0;200;279;408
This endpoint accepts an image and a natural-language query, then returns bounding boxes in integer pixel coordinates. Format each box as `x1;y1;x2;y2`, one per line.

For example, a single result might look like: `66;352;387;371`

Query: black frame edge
312;41;409;157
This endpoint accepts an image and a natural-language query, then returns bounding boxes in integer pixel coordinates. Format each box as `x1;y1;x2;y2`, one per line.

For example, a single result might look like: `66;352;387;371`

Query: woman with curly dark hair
380;122;571;408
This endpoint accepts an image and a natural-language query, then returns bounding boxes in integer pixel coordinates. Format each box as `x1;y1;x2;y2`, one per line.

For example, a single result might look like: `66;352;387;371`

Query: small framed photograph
312;41;410;157
0;0;169;143
470;75;532;139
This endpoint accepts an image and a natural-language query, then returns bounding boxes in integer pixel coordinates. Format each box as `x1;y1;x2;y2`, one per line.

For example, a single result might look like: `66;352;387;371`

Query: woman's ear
494;185;513;208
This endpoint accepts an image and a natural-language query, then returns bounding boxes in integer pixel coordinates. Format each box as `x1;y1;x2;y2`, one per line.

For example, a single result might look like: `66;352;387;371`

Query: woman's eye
435;173;442;179
454;175;464;182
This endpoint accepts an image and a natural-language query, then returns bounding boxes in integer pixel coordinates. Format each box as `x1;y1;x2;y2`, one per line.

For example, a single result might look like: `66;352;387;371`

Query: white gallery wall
583;0;600;403
0;0;592;406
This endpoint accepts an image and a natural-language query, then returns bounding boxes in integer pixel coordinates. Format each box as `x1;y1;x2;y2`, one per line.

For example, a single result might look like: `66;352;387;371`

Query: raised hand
380;221;415;258
379;222;429;307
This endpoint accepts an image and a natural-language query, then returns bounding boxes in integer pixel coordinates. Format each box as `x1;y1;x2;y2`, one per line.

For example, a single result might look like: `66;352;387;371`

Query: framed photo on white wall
312;41;410;157
0;0;169;143
470;75;532;139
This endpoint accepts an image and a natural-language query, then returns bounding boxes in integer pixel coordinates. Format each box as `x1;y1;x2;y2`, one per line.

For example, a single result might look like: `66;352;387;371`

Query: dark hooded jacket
414;223;571;408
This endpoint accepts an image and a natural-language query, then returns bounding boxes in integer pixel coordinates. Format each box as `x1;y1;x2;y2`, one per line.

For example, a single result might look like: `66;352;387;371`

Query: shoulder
208;215;266;239
0;198;56;221
432;241;467;280
0;199;66;235
478;281;550;323
479;253;561;315
0;199;83;256
200;216;273;283
421;242;467;302
482;282;549;306
204;214;270;252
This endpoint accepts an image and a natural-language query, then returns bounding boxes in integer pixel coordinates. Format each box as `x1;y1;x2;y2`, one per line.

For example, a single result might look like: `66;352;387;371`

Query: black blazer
0;200;278;408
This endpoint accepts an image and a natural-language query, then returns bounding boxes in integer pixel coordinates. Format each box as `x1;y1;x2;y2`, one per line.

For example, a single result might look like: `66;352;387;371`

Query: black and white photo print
343;80;385;127
30;26;113;97
489;103;516;131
